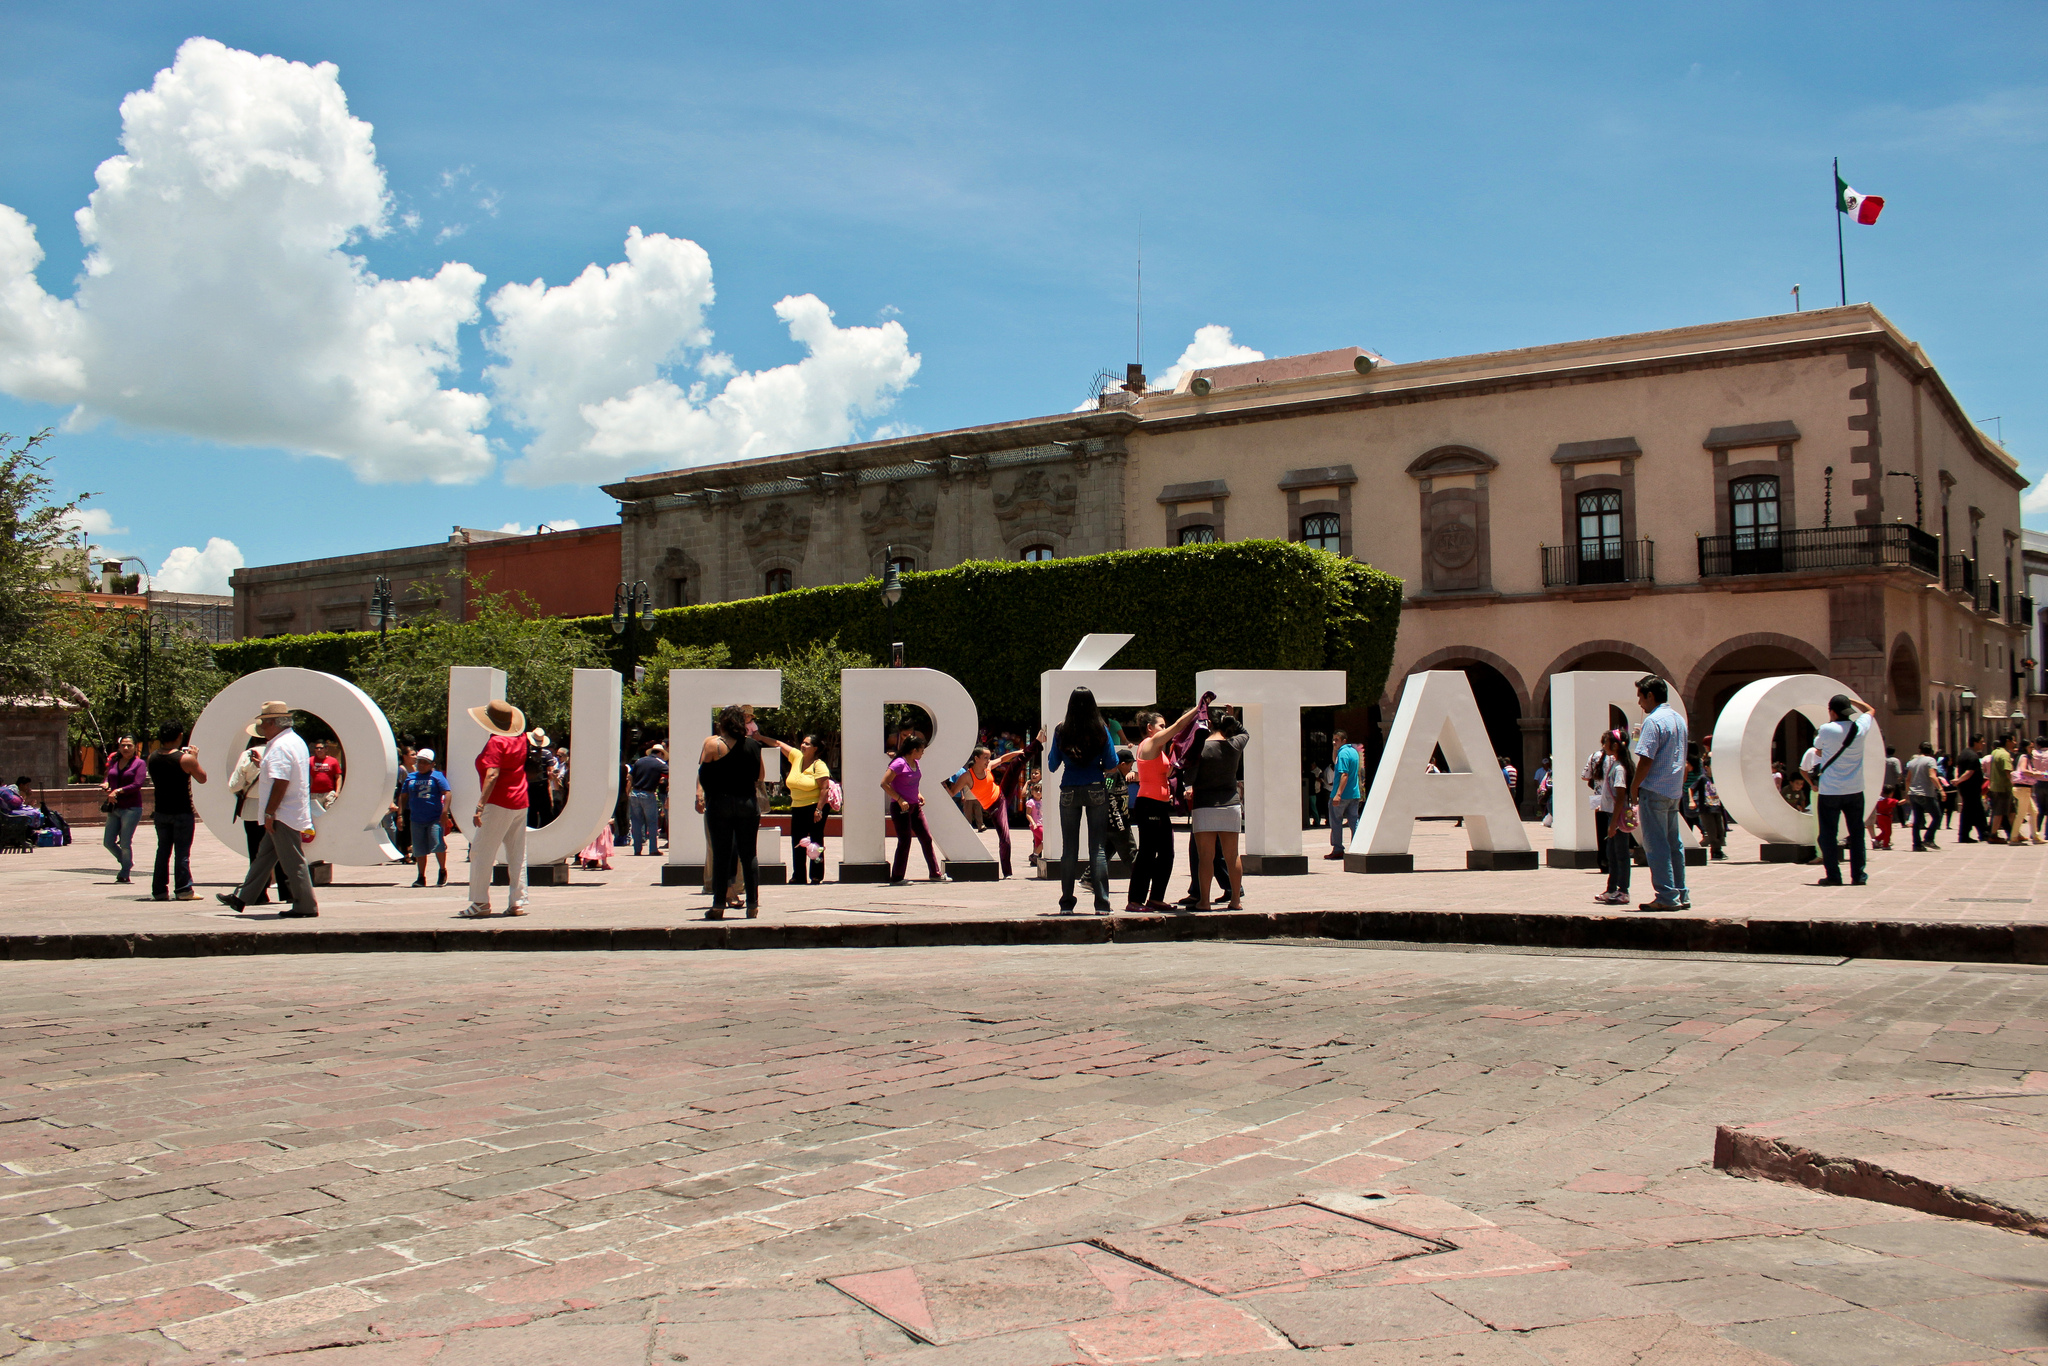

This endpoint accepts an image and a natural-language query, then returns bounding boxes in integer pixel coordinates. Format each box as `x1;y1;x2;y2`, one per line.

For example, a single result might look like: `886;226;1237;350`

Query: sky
2;1;2045;593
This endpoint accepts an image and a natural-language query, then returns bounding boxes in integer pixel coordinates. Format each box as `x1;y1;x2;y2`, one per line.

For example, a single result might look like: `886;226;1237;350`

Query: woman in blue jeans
100;735;147;884
1047;687;1118;914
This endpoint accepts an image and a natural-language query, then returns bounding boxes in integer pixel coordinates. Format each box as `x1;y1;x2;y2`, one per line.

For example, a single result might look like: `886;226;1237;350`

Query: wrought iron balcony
1986;577;2003;617
1542;539;1655;588
1696;523;1940;579
2024;595;2036;629
1947;554;1976;594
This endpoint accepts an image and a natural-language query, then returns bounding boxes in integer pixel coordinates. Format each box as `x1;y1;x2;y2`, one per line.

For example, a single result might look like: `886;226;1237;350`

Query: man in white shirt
1807;693;1876;887
217;700;320;917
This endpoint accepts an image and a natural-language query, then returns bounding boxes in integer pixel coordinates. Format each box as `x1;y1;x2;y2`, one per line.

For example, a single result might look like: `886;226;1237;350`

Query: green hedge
215;542;1403;720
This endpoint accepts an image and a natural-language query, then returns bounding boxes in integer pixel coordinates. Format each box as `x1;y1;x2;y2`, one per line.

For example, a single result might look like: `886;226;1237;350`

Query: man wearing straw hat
216;700;319;917
466;698;531;917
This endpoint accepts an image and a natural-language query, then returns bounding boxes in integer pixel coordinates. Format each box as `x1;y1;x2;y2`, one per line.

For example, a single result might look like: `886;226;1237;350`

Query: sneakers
1592;891;1629;905
1321;851;1344;861
1635;901;1682;913
175;890;197;901
929;874;953;884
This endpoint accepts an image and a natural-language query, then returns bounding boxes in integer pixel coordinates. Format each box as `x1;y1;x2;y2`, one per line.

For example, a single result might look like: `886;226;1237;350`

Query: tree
353;577;606;740
748;637;904;758
0;430;91;699
621;638;733;727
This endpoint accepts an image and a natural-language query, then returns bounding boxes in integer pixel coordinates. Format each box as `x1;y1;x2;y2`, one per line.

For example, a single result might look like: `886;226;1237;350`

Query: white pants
469;803;528;909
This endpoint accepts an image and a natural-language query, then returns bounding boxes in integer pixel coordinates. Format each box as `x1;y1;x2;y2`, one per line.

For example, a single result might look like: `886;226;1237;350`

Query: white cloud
0;39;925;493
1155;324;1264;391
0;37;491;483
58;505;127;538
154;536;243;594
487;232;919;485
494;518;581;534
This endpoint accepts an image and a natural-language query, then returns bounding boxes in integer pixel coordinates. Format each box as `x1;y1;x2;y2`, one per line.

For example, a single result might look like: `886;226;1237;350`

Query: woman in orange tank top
949;745;1031;878
1126;704;1203;912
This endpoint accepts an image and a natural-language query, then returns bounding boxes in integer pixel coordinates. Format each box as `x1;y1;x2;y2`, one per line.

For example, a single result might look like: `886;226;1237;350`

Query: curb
1715;1118;2048;1238
1;910;2041;963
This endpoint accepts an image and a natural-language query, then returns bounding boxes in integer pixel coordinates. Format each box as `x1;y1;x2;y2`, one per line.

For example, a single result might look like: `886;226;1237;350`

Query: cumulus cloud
58;505;127;539
1155;325;1264;391
0;38;489;483
154;536;244;594
494;518;581;535
487;233;920;486
0;38;923;492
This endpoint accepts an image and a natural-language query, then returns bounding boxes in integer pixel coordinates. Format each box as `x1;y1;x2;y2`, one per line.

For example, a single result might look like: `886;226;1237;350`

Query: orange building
462;525;623;620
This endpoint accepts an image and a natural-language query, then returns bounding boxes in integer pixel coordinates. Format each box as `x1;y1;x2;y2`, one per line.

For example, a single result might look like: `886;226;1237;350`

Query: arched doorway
1691;640;1826;766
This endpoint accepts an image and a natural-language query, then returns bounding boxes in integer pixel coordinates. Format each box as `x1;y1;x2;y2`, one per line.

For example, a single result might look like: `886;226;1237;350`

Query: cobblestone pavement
3;943;2047;1363
10;818;2048;939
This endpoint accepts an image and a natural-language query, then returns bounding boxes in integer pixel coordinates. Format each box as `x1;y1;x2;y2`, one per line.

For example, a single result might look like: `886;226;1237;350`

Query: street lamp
881;546;904;666
368;575;395;641
1885;470;1924;529
611;580;651;637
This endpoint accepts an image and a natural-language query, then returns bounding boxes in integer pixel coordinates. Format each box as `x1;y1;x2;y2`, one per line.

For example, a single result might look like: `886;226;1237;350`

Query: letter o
1710;675;1882;847
190;668;399;866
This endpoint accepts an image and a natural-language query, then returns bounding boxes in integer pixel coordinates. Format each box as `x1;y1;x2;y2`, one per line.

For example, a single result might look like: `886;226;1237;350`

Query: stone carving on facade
741;500;813;551
861;481;936;554
993;467;1079;536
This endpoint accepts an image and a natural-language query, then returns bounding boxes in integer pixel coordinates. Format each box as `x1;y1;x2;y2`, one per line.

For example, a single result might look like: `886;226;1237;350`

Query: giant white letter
1712;675;1883;855
842;667;996;881
1195;669;1347;873
663;669;785;885
1348;670;1535;871
1039;635;1155;874
191;667;398;865
1548;671;1692;868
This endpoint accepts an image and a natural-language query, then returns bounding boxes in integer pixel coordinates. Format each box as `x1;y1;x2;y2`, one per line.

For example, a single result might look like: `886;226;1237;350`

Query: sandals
459;904;491;918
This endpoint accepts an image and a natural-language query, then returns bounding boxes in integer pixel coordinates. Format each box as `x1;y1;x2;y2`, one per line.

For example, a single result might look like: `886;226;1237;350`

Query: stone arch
1887;632;1923;714
1400;645;1533;719
1683;632;1833;738
1003;528;1069;561
1529;639;1677;719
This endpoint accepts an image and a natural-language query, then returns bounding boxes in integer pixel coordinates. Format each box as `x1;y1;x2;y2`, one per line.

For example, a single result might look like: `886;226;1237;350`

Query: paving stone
1428;1269;1658;1330
1096;1204;1439;1294
830;1243;1208;1345
1722;1308;1987;1366
1239;1282;1489;1346
1519;1313;1805;1365
1628;1272;1852;1324
1889;1290;2048;1351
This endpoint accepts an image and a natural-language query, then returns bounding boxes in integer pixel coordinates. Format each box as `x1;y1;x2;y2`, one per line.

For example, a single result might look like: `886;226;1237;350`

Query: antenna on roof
1135;215;1142;381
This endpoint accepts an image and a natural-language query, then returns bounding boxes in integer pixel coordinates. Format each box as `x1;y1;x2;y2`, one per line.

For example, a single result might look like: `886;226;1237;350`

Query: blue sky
2;1;2044;590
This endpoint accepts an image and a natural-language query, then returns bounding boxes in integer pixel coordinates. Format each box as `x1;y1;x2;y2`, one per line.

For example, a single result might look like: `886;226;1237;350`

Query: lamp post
1885;470;1924;528
108;556;160;746
881;546;904;666
368;575;395;642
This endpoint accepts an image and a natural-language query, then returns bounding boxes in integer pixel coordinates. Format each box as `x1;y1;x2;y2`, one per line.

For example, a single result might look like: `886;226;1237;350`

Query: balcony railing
1947;554;1976;594
1696;523;1940;579
2024;595;2036;629
1542;539;1655;588
1986;577;2002;617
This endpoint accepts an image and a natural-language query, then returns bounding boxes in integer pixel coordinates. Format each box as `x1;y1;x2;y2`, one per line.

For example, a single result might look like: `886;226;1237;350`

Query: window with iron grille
763;568;793;594
1178;525;1217;545
1019;545;1054;562
1731;477;1780;549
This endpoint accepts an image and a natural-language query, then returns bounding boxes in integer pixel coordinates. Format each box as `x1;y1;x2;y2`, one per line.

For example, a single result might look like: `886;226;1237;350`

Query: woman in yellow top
767;733;832;884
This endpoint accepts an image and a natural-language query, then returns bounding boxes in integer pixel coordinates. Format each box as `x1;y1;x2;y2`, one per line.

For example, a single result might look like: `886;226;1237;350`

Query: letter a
1348;670;1535;872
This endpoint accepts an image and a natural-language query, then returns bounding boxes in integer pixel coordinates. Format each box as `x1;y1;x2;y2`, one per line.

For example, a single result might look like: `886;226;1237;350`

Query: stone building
609;304;2029;781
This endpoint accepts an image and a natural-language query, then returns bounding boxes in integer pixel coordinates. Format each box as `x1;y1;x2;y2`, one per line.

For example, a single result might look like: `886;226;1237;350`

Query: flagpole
1834;156;1847;307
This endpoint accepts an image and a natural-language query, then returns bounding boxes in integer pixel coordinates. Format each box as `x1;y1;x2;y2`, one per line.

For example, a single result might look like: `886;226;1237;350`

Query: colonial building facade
609;305;2029;775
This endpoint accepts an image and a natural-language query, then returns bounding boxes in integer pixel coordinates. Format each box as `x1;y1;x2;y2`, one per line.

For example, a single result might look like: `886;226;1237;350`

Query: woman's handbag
824;778;843;813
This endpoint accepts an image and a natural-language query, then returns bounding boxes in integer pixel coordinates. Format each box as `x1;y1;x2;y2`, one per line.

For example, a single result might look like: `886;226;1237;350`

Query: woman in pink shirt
879;733;947;885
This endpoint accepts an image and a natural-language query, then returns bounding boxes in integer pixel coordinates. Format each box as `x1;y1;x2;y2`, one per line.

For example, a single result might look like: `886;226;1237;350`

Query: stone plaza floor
7;815;2048;944
0;939;2045;1363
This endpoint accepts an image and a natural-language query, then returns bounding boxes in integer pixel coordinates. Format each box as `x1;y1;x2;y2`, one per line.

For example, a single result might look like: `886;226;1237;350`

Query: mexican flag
1837;173;1884;225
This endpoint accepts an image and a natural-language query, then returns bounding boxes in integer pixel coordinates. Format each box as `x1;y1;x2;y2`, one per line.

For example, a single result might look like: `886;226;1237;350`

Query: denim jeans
1908;794;1940;849
1636;791;1688;906
151;812;195;898
1328;796;1362;853
1604;826;1633;897
1058;784;1111;912
102;805;142;878
1816;792;1866;883
628;791;662;853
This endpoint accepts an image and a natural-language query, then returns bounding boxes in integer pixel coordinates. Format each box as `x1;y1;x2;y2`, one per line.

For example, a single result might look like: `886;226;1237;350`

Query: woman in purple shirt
879;733;948;885
100;734;148;884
